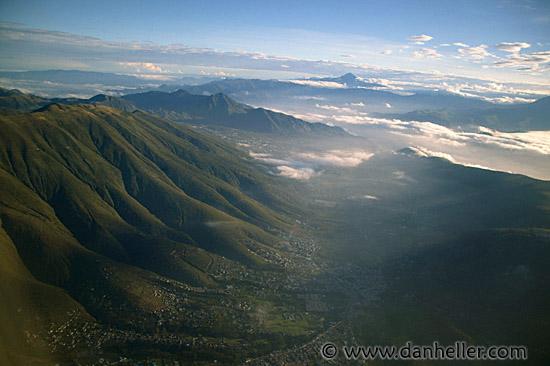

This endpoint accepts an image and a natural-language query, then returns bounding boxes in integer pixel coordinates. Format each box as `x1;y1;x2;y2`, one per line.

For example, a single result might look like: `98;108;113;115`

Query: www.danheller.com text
320;341;528;361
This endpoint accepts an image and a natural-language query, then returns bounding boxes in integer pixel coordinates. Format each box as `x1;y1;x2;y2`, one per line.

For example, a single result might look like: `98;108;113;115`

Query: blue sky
1;0;549;85
2;0;549;46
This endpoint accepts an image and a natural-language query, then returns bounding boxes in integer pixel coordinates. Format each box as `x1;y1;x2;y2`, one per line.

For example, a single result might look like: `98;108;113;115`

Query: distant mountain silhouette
122;89;349;136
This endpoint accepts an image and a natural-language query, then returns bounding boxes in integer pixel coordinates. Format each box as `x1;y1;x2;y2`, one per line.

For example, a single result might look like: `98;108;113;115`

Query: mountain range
2;71;549;132
0;87;348;136
180;74;550;131
182;73;500;113
121;89;348;135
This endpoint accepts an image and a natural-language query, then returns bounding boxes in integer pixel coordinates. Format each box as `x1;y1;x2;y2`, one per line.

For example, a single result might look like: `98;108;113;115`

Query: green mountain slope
0;89;340;363
0;215;92;365
0;87;50;115
0;164;97;365
0;104;302;284
122;89;349;136
51;94;137;112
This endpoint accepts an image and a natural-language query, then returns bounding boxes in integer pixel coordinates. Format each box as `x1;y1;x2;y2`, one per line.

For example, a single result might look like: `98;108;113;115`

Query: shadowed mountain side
376;228;550;364
0;104;304;289
0;212;92;366
122;89;349;136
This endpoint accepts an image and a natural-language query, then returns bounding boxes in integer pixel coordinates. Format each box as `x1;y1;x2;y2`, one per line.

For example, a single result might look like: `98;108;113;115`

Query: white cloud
495;42;531;53
493;51;550;71
296;150;374;167
340;54;356;58
381;50;393;55
288;80;347;88
402;146;457;161
316;104;355;113
276;166;317;180
293;95;326;101
457;44;494;60
399;146;511;173
288;112;328;122
252;149;375;181
453;42;470;48
119;62;169;73
338;115;550;156
412;48;443;59
249;152;293;165
200;70;236;77
465;128;550;155
363;195;379;200
408;34;434;42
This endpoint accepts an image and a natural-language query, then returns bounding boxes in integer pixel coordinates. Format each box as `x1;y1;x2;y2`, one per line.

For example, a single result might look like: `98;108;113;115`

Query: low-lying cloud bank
296;150;374;167
339;118;550;181
335;116;550;156
250;149;374;180
247;115;549;181
276;166;318;180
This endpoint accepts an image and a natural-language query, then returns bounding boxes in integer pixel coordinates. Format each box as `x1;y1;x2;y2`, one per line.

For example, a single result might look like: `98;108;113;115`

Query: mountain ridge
122;89;349;136
0;87;349;137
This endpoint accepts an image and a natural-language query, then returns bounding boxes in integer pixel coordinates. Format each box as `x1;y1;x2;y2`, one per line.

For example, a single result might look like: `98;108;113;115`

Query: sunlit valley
1;1;549;365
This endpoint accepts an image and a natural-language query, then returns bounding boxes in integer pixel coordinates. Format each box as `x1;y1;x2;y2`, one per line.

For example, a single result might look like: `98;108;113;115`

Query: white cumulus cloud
412;48;443;59
119;62;169;73
495;42;531;53
457;44;494;60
